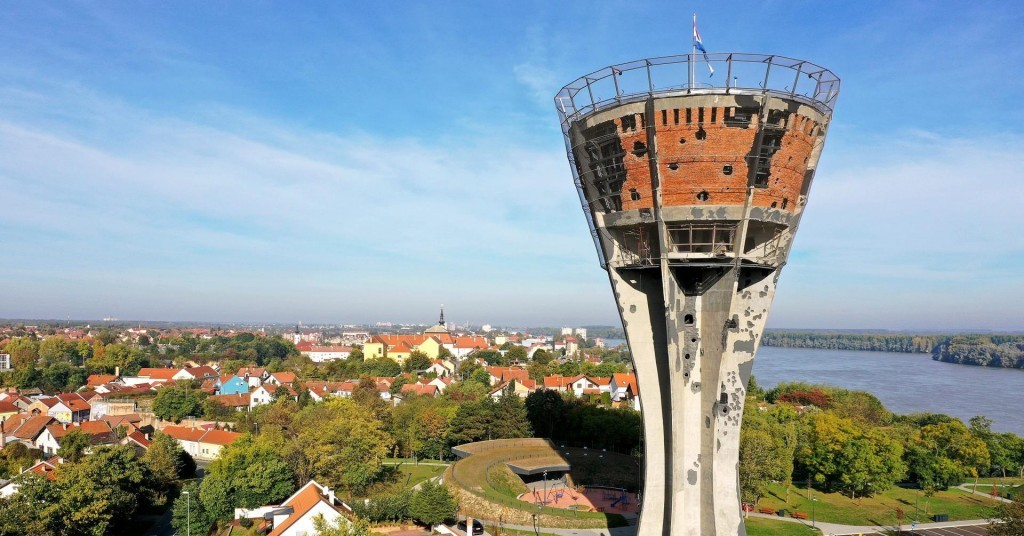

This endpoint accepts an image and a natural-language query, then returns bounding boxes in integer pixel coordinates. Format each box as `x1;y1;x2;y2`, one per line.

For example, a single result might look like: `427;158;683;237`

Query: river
752;346;1024;434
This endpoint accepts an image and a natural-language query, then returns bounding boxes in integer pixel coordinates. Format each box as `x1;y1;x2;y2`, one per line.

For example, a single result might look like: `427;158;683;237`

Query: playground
518;485;640;514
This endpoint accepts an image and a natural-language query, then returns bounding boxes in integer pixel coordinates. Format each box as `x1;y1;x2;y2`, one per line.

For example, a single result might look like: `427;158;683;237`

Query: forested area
739;379;1024;508
762;331;943;353
932;336;1024;369
763;331;1024;369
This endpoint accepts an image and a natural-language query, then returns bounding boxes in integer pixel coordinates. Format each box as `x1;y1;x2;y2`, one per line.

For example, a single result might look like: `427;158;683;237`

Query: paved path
746;512;994;536
956;484;1014;504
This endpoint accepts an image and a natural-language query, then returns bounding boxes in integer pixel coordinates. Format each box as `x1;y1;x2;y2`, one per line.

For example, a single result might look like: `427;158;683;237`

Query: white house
301;345;353;362
235;480;350;536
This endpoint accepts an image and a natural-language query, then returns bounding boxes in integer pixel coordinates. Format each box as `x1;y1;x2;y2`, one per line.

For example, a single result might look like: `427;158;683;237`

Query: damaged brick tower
555;55;839;535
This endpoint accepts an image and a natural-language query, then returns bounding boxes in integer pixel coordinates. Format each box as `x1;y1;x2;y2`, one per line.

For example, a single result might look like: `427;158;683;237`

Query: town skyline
3;1;1023;329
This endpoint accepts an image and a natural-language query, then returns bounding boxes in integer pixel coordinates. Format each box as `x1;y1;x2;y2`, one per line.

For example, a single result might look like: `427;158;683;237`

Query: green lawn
384;457;449;465
393;462;446;489
746;517;819;536
757;483;998;526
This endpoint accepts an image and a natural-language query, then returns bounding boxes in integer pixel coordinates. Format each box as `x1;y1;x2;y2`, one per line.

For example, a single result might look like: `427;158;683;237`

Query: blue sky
1;1;1023;329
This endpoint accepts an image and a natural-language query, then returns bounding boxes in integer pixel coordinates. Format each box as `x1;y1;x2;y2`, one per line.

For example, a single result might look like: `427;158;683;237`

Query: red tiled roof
0;400;18;414
270;371;297;384
11;415;55;440
87;374;117;387
185;366;218;378
210;393;250;407
400;384;438;397
199;428;241;446
162;425;206;443
56;393;91;412
124;430;152;448
137;368;180;381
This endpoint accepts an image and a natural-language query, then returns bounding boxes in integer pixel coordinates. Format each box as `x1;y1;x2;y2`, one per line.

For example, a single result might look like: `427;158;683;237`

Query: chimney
115;366;120;378
63;423;68;430
324;485;335;505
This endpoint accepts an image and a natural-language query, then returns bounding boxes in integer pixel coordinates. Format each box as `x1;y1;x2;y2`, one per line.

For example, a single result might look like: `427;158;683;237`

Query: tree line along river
751;346;1024;435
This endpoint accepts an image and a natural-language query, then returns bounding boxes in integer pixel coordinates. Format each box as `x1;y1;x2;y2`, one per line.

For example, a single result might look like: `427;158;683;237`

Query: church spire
439;304;445;326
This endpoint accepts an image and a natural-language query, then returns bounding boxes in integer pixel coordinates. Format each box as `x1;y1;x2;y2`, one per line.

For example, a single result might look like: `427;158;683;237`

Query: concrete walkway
956;484;1015;504
746;512;994;535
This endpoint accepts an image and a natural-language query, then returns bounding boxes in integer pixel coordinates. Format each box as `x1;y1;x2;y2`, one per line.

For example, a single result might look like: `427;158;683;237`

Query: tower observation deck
555;54;839;535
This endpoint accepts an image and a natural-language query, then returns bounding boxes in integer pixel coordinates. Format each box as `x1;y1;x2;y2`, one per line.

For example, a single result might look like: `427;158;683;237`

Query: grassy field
757;483;999;526
746;517;820;536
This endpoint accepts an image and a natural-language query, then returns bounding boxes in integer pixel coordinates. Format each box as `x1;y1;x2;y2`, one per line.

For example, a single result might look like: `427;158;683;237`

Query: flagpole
691;13;696;89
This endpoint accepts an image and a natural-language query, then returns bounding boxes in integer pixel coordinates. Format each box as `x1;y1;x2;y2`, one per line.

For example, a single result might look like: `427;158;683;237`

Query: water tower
554;54;839;535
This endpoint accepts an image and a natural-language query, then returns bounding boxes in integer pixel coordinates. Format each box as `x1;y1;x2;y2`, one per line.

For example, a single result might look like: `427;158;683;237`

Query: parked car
456;519;484;535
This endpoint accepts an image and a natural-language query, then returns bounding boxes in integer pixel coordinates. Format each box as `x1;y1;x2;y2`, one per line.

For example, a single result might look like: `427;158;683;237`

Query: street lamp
182;490;191;536
542;471;548;505
811;497;817;529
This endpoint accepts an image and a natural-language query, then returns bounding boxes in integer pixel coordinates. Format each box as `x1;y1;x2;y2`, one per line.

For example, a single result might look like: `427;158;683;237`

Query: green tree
908;420;990;489
990;498;1024;536
38;337;71;366
532;349;552;365
58;428;92;463
4;338;39;370
0;472;59;535
408;481;457;526
313;513;372;536
171;481;212;536
795;412;905;496
143;432;196;487
403;351;432;373
200;434;295;522
288;398;393;494
55;445;157;535
506;346;528;363
152;384;206;423
525;390;565;439
739;428;778;506
468;367;492;387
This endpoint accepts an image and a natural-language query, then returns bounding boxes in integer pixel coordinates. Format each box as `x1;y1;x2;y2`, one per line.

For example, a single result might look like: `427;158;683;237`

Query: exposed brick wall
576;104;822;214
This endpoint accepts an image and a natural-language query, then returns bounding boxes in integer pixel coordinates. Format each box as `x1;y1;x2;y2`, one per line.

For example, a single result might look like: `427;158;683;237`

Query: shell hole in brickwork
679;137;687;144
684;314;694;325
723;165;733;175
691;337;697;343
782;198;789;209
629;188;641;201
695;126;707;140
771;201;778;208
697;190;709;202
631;141;647;157
668;163;679;171
685;353;691;360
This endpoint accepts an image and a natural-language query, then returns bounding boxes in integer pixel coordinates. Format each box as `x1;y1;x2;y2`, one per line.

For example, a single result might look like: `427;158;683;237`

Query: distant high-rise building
560;327;573;336
574;327;587;340
555;53;839;535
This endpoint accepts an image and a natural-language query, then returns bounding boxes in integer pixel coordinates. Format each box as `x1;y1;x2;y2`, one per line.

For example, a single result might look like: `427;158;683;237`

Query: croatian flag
693;14;715;76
